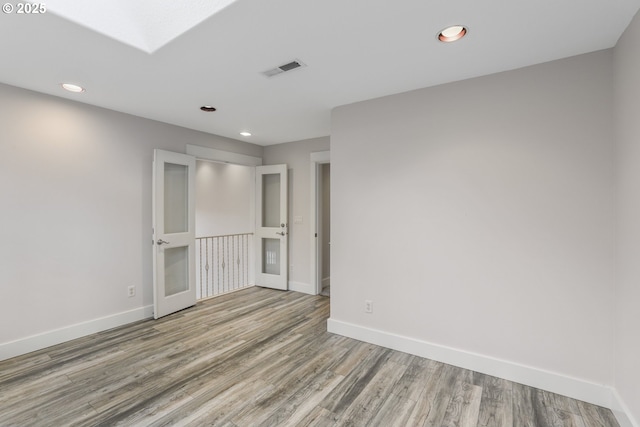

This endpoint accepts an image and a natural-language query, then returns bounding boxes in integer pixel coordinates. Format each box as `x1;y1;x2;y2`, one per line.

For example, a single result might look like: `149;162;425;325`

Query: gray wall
0;83;262;346
613;9;640;424
331;50;615;386
263;137;330;288
195;161;254;237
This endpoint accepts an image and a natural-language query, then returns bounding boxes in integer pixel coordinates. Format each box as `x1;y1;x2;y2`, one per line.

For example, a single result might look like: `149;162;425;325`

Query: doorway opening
188;144;289;299
319;164;331;296
310;151;330;296
154;145;287;318
194;160;255;300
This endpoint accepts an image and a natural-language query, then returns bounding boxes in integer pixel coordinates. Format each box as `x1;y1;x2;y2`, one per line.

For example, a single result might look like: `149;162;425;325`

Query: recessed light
200;105;217;112
438;25;467;43
240;131;252;137
61;83;85;93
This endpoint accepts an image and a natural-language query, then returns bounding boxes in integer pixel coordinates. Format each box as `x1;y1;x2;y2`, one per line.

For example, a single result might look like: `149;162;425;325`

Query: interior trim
327;317;626;419
186;144;262;166
289;280;315;295
309;150;331;295
0;305;154;361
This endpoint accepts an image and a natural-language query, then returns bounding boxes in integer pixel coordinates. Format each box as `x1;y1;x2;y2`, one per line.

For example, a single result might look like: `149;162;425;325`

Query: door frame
186;144;262;289
309;151;330;295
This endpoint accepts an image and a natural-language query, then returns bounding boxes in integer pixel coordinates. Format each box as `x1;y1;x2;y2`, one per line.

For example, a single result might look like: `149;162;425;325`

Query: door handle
157;239;170;245
276;232;286;236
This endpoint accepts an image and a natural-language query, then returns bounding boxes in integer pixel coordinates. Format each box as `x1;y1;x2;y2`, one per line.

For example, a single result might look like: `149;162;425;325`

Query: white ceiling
1;0;639;146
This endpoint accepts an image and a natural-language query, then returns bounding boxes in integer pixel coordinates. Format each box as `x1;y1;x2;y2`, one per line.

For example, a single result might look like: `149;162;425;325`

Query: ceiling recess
262;59;306;78
438;25;467;42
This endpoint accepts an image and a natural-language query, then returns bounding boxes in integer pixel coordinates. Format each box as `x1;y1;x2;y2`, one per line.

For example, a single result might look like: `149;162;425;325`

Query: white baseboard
289;281;315;295
327;318;617;410
0;305;154;361
611;388;639;427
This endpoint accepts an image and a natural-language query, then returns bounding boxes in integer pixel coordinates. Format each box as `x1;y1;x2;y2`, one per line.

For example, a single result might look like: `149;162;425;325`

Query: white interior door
255;164;288;290
152;149;196;318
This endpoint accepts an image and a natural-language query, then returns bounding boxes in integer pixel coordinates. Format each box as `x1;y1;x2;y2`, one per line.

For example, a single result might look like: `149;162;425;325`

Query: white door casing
310;151;330;295
255;164;288;290
152;149;197;318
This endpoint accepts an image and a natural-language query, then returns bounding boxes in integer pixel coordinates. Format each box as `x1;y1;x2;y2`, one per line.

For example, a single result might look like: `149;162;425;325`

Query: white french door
255;164;288;290
152;149;197;318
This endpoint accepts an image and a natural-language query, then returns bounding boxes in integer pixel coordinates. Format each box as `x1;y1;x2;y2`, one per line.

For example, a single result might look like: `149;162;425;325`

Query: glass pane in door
165;246;189;296
164;162;188;233
262;238;280;275
262;173;281;228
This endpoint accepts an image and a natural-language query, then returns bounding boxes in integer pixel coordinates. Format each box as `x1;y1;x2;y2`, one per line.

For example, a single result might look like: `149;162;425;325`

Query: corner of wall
327;318;616;413
611;388;640;427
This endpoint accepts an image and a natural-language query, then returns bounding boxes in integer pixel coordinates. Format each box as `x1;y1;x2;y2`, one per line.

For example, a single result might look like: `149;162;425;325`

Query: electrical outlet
290;264;294;272
365;300;373;313
127;285;135;297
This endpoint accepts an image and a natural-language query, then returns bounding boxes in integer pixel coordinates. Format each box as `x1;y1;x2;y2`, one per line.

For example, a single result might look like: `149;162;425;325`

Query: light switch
294;216;303;224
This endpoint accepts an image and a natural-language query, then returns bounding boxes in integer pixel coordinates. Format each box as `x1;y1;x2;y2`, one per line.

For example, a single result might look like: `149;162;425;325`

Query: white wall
263;137;330;290
330;50;615;389
0;83;262;356
613;9;640;425
195;161;253;237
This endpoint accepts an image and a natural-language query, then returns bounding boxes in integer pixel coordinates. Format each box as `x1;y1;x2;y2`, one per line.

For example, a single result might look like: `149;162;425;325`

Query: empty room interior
1;1;640;426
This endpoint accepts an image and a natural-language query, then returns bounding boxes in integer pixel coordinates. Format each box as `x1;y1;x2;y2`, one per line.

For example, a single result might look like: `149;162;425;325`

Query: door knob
157;239;170;245
276;232;286;236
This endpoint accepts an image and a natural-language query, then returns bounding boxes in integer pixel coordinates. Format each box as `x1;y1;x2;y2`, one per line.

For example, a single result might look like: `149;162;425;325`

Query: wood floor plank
392;357;442;402
297;406;339;427
404;360;448;426
474;372;514;427
421;363;462;426
578;400;609;427
533;388;581;427
149;379;272;427
334;360;408;426
0;352;52;382
441;381;483;427
0;287;621;427
317;346;392;415
596;405;622;427
329;341;378;377
367;392;417;427
540;389;582;415
231;346;349;425
257;369;344;426
513;382;550;427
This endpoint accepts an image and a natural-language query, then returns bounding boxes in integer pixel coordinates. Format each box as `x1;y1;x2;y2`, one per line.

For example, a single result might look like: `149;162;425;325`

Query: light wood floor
0;287;620;427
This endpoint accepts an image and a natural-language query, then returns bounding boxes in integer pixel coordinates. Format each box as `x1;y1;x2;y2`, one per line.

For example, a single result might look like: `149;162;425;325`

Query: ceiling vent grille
262;59;306;78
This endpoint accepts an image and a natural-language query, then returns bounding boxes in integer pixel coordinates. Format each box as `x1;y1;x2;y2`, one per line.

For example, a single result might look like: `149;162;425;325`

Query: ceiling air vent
262;59;306;78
